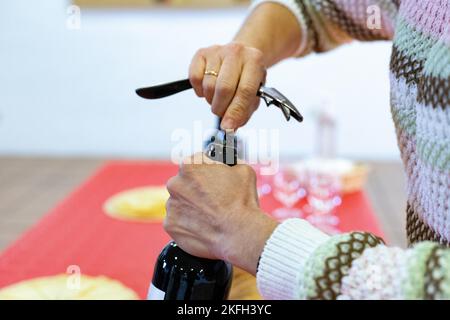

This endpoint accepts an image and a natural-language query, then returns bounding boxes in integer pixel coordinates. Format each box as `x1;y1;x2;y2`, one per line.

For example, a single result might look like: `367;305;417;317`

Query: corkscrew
135;78;303;123
205;129;237;166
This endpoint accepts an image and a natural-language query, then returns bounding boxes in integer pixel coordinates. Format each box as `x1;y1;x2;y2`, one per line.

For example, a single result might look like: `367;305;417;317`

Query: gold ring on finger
204;70;219;77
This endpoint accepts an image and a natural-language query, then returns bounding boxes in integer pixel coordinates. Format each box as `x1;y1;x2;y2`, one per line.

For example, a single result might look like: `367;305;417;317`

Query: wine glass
253;165;273;199
304;170;342;233
271;167;307;220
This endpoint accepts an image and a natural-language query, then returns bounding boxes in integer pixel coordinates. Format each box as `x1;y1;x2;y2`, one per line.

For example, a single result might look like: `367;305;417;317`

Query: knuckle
226;42;244;55
166;176;178;194
166;180;185;199
236;164;256;182
196;48;206;57
209;44;221;51
211;105;225;117
242;164;256;178
162;216;172;233
164;201;179;233
202;45;220;56
248;48;264;62
189;73;202;87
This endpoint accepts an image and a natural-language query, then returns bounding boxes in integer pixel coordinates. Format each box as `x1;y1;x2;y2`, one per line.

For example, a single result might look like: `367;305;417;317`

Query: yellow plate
0;274;139;300
103;186;169;222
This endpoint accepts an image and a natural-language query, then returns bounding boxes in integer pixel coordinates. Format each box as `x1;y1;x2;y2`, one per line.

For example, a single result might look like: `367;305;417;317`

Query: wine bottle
147;130;236;300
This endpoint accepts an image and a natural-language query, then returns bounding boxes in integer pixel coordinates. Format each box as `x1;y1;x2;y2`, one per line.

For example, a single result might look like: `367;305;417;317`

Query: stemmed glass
271;167;307;221
253;165;273;199
304;170;342;234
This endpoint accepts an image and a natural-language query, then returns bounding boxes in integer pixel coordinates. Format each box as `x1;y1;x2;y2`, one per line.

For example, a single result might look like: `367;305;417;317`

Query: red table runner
0;161;384;299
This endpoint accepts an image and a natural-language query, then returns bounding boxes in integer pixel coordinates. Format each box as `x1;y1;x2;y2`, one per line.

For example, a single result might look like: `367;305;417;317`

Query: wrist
233;2;302;66
220;208;278;275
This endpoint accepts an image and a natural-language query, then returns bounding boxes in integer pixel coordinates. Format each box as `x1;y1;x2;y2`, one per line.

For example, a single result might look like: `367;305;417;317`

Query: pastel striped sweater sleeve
257;219;450;300
249;0;398;56
251;0;450;301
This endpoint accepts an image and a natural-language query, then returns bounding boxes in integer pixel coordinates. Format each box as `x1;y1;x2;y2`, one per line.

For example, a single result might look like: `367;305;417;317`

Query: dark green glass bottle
148;131;236;300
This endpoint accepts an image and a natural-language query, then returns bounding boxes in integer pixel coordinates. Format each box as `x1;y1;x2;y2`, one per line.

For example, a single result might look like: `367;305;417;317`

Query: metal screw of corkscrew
206;129;237;166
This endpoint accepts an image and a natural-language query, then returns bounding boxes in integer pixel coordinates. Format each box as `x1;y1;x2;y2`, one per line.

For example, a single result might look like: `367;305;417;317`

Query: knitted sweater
251;0;450;299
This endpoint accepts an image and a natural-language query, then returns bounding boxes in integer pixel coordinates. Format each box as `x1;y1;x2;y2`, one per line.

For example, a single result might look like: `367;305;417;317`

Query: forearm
233;2;302;67
237;0;398;61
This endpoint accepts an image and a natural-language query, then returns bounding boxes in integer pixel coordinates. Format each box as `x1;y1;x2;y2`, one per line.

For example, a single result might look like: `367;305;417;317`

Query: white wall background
0;1;400;160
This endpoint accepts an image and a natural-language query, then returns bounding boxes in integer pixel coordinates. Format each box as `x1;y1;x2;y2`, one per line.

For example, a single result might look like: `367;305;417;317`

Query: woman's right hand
189;42;267;130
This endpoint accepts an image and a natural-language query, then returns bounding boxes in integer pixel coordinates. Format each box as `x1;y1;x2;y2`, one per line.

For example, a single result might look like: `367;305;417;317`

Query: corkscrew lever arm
257;86;303;123
135;79;303;124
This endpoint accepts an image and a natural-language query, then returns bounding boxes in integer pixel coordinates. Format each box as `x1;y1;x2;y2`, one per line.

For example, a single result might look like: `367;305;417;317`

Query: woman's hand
187;2;302;129
189;43;267;130
164;153;278;275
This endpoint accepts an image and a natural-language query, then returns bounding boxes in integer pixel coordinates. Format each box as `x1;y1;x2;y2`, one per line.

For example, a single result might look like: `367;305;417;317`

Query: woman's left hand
164;153;278;275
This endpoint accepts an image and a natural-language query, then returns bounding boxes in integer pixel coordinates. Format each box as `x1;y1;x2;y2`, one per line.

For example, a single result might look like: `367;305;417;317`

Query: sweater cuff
256;218;329;300
248;0;309;56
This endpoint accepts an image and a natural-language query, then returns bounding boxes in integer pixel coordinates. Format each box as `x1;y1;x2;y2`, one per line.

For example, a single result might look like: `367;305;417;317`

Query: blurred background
0;0;407;254
1;0;399;158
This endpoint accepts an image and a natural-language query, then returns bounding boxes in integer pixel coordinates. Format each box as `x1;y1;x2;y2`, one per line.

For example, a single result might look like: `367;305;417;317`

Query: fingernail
221;118;235;130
